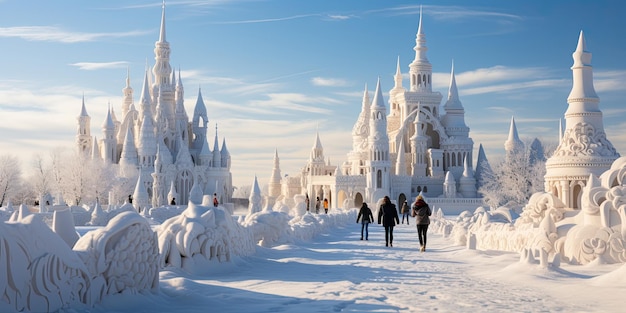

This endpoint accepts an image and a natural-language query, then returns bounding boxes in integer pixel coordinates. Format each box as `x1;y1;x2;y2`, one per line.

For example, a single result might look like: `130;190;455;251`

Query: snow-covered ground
76;219;625;313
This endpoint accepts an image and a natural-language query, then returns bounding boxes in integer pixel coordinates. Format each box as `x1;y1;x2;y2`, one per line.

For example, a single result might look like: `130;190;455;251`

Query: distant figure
323;198;329;214
306;194;310;212
170;198;176;205
356;202;374;240
213;193;219;207
128;195;133;204
378;196;400;247
315;197;320;214
412;195;432;252
401;201;410;225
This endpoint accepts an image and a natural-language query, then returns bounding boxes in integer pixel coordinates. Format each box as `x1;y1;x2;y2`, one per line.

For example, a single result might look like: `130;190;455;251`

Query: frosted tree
233;185;252;198
479;138;548;209
26;154;54;204
0;155;22;207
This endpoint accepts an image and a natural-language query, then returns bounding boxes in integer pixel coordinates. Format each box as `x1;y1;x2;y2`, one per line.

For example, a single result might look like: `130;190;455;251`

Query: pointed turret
119;123;138;170
268;149;282;198
459;155;477;198
138;68;153;121
132;173;150;213
474;143;490;192
122;67;133;117
212;125;221;168
221;138;230;169
247;176;263;218
91;136;100;160
192;88;208;151
504;116;524;154
443;171;457;198
351;84;371;151
76;95;92;154
441;61;469;137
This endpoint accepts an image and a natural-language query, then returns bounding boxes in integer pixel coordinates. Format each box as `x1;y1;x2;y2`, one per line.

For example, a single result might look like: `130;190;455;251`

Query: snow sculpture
74;211;160;296
0;215;92;312
157;202;255;274
52;208;80;248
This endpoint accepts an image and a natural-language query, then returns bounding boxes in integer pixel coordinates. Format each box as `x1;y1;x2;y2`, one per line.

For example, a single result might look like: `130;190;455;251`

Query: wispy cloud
311;77;350;87
213;14;321;24
70;61;129;70
594;70;626;92
248;93;342;115
0;26;149;43
462;79;568;96
378;5;523;22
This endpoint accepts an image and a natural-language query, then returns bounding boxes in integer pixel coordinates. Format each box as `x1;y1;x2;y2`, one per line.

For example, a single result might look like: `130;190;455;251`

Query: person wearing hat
412;195;431;252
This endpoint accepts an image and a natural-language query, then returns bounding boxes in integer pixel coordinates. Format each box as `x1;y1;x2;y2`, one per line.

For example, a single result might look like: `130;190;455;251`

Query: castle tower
409;7;432;94
410;104;428;177
76;95;92;155
440;62;473;181
192;89;208;153
459;155;477;198
122;68;133;117
367;78;391;201
268;149;282;198
101;105;118;163
544;31;619;209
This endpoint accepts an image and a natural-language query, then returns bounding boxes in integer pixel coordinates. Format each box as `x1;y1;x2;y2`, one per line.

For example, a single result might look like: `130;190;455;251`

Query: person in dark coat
377;196;400;247
356;202;374;240
412;195;432;252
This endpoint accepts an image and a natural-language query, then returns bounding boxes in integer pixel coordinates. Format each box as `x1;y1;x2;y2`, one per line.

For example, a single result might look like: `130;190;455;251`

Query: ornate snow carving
552;122;618;157
0;211;159;312
156;202;255;274
74;211;160;295
517;192;566;226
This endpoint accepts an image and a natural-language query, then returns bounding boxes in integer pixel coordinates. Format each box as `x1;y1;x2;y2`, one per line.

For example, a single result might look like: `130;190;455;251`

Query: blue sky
0;0;625;187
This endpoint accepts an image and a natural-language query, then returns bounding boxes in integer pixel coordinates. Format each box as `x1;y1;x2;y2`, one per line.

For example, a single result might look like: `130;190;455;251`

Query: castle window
377;170;382;189
423;186;428;193
417;186;422;192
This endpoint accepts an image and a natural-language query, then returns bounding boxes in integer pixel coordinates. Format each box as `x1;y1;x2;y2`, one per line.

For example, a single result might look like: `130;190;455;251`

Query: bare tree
233;185;252;199
0;155;22;207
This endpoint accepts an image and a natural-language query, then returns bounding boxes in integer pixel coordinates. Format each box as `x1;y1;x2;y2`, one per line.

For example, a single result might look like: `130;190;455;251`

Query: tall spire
568;30;598;101
444;60;462;110
80;94;88;117
153;0;172;89
159;0;167;43
409;6;432;92
394;56;403;89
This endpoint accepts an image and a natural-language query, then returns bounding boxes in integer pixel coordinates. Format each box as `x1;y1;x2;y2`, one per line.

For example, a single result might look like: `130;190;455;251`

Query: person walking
315;197;320;214
412;195;432;252
401;200;410;225
323;198;329;214
377;196;400;247
356;202;374;240
213;193;219;207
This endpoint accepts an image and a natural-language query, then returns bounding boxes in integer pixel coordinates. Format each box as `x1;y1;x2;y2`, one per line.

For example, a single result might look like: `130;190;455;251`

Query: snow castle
269;11;485;213
76;4;233;208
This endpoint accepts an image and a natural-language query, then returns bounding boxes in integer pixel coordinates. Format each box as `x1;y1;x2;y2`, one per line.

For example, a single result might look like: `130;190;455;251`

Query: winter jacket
412;199;431;225
378;202;400;227
401;203;409;214
356;205;374;224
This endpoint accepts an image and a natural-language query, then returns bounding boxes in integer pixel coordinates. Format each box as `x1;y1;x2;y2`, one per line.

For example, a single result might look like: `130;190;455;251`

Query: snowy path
93;221;621;313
